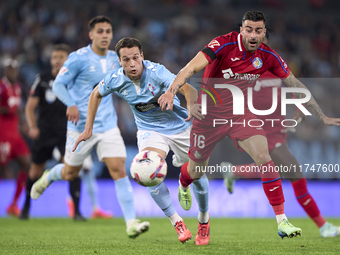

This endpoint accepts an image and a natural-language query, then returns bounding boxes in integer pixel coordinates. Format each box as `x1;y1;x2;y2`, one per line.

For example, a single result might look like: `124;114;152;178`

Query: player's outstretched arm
72;86;103;152
283;73;340;126
177;83;203;121
158;52;209;111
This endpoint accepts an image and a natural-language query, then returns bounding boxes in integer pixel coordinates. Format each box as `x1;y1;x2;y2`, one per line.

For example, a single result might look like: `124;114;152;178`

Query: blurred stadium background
1;0;340;218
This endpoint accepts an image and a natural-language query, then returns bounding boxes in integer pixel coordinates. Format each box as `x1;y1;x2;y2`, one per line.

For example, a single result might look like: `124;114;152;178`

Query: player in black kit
20;44;85;220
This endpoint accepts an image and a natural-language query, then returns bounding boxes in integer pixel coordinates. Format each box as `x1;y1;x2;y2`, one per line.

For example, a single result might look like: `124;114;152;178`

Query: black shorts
31;130;66;164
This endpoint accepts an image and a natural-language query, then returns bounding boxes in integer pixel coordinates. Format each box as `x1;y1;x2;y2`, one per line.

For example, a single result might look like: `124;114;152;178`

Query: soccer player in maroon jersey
0;59;30;217
159;10;340;240
220;35;340;238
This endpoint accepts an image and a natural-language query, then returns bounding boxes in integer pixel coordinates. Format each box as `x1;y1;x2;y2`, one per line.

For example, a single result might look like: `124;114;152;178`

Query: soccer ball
130;151;167;187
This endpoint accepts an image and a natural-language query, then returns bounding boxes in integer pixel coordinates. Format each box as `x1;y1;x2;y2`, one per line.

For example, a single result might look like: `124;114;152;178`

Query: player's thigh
12;136;30;171
238;135;270;164
166;127;190;167
270;143;303;180
64;130;94;166
102;157;126;179
96;128;127;161
189;119;228;163
0;140;12;166
137;130;170;156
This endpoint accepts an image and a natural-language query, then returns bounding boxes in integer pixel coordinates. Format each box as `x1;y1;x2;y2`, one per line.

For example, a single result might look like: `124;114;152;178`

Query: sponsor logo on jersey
121;89;128;96
194;151;201;159
252;57;263;69
89;66;96;72
208;40;220;49
45;89;56;104
231;57;240;61
135;102;160;113
59;66;68;76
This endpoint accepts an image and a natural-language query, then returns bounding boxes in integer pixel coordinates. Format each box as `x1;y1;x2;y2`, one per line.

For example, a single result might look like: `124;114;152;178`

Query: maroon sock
260;160;285;206
12;171;27;205
179;162;193;188
291;178;325;228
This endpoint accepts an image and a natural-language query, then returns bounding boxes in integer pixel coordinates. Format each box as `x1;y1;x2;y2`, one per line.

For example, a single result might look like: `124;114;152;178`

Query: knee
189;168;205;180
107;159;126;179
62;169;79;181
29;165;44;180
254;152;271;165
111;160;126;173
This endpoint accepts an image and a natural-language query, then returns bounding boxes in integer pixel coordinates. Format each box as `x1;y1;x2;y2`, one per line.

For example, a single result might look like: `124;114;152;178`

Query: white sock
179;180;189;191
169;212;182;226
276;214;287;225
198;212;209;224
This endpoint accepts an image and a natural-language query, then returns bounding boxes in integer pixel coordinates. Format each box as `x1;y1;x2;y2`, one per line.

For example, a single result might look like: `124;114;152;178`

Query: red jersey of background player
198;31;290;120
0;77;22;136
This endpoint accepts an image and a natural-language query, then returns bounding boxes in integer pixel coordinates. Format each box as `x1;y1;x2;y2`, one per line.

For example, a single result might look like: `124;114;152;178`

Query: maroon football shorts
189;114;266;162
0;134;30;166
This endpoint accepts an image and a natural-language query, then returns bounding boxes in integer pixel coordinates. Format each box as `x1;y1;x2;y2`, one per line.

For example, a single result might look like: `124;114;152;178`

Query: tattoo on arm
170;70;195;96
284;73;325;120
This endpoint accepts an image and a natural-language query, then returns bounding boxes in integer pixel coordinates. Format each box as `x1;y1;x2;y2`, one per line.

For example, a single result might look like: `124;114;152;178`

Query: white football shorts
137;127;190;167
65;127;126;166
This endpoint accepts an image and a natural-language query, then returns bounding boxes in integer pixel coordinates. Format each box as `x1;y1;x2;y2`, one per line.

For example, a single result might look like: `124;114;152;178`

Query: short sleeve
98;71;119;97
201;36;227;64
54;52;80;86
155;64;176;89
267;51;290;79
29;74;43;98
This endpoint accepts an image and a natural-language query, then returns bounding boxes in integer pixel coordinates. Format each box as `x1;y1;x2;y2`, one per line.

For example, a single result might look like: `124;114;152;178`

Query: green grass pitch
1;218;340;254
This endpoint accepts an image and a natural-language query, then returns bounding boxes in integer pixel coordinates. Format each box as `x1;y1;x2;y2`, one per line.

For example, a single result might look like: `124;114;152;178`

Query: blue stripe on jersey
242;51;245;60
249;54;254;63
258;47;288;74
262;177;281;184
215;42;237;54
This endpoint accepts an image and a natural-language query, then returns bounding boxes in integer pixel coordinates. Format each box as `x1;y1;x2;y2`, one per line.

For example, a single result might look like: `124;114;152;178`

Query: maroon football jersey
0;77;22;136
198;31;290;119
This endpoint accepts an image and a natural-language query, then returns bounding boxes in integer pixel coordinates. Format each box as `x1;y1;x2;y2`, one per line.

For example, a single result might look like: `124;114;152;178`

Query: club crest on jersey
208;40;220;49
59;66;68;76
194;151;201;159
252;57;263;69
147;83;155;96
45;89;56;104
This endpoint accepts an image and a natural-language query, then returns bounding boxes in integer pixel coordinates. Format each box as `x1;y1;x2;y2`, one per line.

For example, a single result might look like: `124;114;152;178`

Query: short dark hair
242;10;266;25
52;44;70;54
115;37;143;58
88;15;112;31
